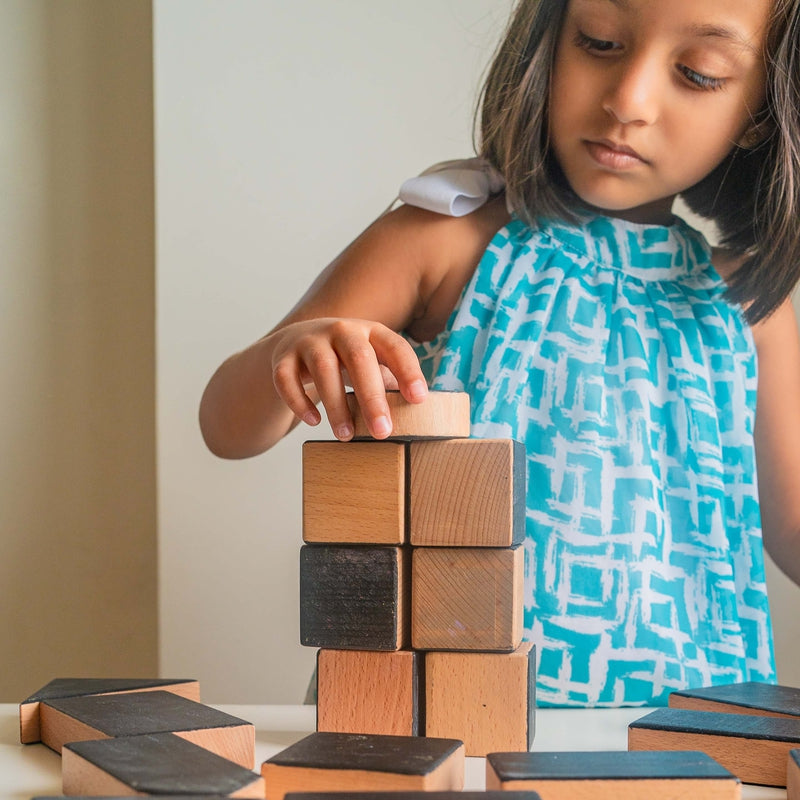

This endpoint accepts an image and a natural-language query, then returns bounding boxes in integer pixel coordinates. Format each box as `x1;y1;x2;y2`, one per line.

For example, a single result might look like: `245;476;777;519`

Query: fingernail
409;380;427;401
336;424;353;440
373;415;392;437
303;411;319;426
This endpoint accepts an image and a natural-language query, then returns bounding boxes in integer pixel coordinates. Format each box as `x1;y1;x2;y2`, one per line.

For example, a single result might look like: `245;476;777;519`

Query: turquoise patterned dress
409;213;776;707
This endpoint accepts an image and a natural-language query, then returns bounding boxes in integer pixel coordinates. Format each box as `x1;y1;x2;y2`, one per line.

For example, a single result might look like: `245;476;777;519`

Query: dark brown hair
477;0;800;324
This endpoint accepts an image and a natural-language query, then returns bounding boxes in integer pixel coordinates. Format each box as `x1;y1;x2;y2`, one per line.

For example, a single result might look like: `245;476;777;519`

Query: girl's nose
601;58;660;126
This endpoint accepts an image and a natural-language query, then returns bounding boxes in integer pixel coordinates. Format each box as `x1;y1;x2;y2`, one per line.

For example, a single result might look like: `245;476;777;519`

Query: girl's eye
574;31;621;54
679;65;727;91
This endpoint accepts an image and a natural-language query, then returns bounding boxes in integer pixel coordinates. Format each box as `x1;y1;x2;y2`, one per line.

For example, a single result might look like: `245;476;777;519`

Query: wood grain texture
628;708;800;787
303;441;406;544
62;733;265;797
788;750;800;800
669;682;800;719
425;642;534;756
346;391;470;440
19;677;199;744
409;439;525;547
486;751;740;800
261;732;465;800
39;691;254;767
411;546;523;651
316;649;420;736
286;793;541;800
300;545;409;650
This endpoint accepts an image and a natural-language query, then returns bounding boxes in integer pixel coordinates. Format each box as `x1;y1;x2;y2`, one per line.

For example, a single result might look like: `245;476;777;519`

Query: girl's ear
737;119;773;149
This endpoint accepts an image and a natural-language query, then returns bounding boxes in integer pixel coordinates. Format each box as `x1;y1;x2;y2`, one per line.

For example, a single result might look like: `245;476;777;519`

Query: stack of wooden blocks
300;391;536;757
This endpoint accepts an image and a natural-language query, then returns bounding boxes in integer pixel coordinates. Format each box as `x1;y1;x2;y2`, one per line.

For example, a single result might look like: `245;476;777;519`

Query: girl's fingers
272;354;320;427
370;327;428;404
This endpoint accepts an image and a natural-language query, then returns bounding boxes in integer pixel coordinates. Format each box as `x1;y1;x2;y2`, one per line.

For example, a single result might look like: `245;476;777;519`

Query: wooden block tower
300;390;535;756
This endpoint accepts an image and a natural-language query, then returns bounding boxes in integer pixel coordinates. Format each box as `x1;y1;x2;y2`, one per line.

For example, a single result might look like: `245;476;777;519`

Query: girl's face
549;0;771;224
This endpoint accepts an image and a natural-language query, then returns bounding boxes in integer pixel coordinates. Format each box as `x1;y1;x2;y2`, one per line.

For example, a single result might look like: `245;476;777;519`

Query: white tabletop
0;703;785;799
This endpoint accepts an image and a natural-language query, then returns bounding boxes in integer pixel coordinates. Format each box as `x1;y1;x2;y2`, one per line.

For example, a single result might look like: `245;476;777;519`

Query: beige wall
0;0;156;700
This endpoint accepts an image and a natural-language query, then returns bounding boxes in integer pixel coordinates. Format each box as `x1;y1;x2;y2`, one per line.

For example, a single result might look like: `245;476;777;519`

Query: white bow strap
398;157;505;217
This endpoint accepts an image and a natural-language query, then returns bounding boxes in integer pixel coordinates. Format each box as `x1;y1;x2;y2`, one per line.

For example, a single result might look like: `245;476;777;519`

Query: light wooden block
410;438;525;547
628;707;800;787
285;793;541;800
300;545;409;650
412;546;523;651
261;732;465;800
425;642;535;756
38;690;254;768
669;681;800;719
486;750;740;800
789;749;800;800
316;649;420;736
19;677;200;744
62;732;265;797
346;391;470;439
303;440;406;544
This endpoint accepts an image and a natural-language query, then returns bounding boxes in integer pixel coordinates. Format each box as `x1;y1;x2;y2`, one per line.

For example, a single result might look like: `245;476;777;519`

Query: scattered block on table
669;681;800;719
300;544;409;650
628;707;800;787
33;797;232;799
261;731;465;800
486;750;740;800
303;440;406;544
789;749;800;800
62;732;265;797
411;545;523;651
425;642;535;757
316;649;421;736
409;438;525;547
19;677;199;744
286;793;541;800
38;690;254;767
346;390;470;440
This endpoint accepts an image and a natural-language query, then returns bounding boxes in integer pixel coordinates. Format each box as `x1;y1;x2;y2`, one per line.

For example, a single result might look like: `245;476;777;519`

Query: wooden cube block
261;732;465;800
300;545;409;650
410;439;525;547
628;707;800;787
425;642;535;756
412;546;523;651
789;749;800;800
39;690;254;768
62;732;265;797
316;649;421;736
19;676;200;744
285;793;540;800
486;750;740;800
33;797;231;799
303;441;406;544
346;391;470;440
669;681;800;719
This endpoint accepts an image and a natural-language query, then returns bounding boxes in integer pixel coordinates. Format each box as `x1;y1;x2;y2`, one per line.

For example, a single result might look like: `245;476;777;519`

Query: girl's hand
270;317;428;441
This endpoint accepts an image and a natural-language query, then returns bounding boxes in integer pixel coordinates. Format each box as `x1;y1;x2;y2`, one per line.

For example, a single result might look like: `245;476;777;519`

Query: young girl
200;0;800;706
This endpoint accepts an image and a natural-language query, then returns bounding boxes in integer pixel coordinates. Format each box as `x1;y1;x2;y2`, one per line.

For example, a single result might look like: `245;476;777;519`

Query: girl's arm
752;298;800;586
199;198;510;459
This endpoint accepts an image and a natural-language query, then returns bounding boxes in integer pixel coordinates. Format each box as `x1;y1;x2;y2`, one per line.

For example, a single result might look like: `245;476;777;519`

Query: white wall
155;2;800;704
154;0;513;703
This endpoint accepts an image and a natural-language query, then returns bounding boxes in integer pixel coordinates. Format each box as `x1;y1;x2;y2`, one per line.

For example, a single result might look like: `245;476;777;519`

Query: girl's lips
585;139;648;169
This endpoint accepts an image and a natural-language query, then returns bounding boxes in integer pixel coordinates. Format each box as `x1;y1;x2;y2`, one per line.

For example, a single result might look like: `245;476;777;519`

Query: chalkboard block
33;797;230;799
346;391;470;440
669;681;800;719
261;731;465;800
486;750;739;800
425;642;535;756
20;677;199;744
40;690;254;767
303;440;407;544
628;707;800;787
316;649;420;736
300;545;409;650
412;545;523;651
62;732;265;797
409;438;525;547
788;749;800;800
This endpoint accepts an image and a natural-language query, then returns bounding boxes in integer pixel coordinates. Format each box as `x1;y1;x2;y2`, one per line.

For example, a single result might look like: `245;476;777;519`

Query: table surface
0;703;786;799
